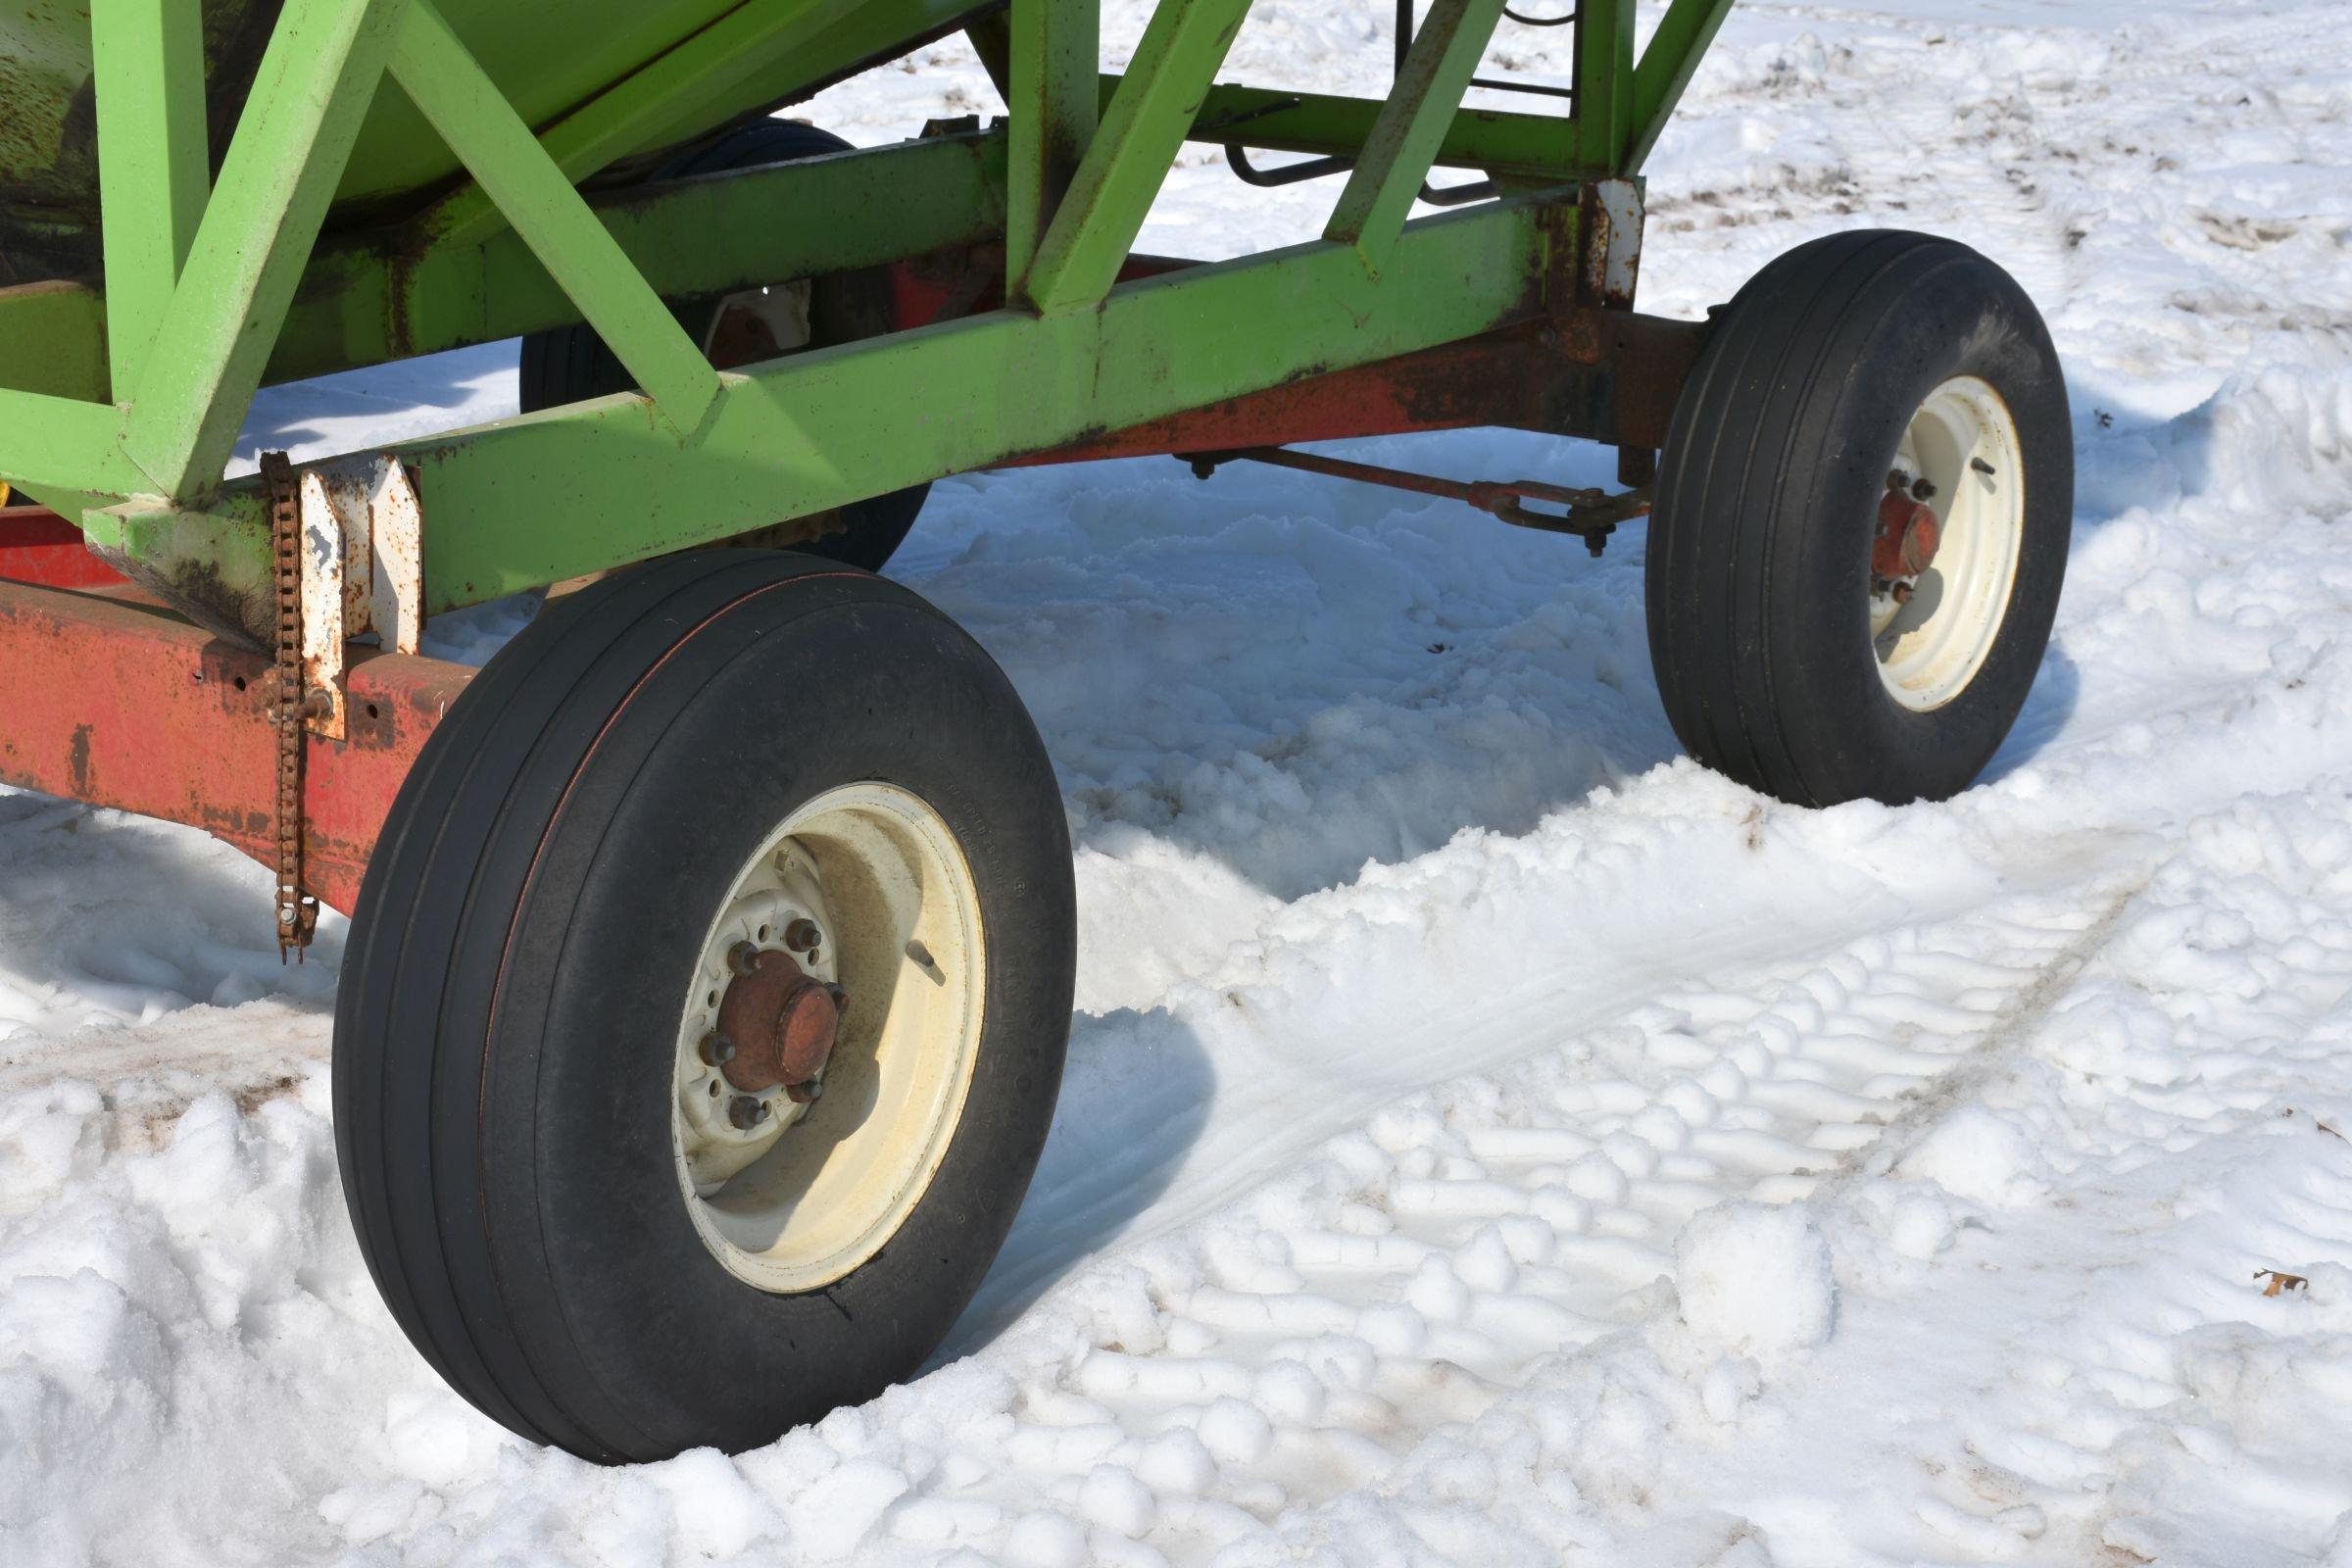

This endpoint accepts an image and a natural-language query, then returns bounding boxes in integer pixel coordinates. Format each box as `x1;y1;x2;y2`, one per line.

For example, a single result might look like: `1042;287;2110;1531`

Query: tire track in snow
1799;863;2152;1201
871;874;2149;1565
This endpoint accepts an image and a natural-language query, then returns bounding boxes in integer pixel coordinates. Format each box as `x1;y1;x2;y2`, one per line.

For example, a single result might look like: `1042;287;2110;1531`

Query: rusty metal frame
0;580;472;915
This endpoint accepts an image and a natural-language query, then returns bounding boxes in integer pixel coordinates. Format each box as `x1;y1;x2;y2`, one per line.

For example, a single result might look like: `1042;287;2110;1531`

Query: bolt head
727;1095;770;1130
699;1032;736;1066
782;917;821;954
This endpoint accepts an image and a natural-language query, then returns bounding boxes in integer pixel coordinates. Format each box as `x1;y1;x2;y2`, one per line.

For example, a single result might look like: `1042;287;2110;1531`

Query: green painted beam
1021;0;1253;314
79;490;278;649
119;0;412;502
1573;0;1636;172
0;389;145;496
0;286;122;512
637;0;995;164
1177;80;1586;178
1004;0;1099;287
269;130;1006;383
389;0;721;432
33;59;1602;399
414;0;868;255
1324;0;1508;274
0;283;111;402
417;197;1549;602
107;196;1562;626
1627;0;1737;172
89;0;211;399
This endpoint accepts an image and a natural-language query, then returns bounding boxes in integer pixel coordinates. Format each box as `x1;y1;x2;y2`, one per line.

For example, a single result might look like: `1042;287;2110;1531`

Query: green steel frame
0;0;1734;641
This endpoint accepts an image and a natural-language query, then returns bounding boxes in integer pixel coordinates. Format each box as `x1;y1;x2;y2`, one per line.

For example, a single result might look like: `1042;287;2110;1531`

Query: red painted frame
1;506;129;590
0;581;470;914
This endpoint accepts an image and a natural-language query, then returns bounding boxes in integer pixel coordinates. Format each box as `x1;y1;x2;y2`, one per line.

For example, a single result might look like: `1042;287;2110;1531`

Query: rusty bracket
1575;177;1643;310
1186;445;1649;557
290;454;426;742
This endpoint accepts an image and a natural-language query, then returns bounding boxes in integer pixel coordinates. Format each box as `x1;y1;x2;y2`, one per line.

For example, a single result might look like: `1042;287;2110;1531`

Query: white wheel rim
1869;375;2027;711
671;782;985;1293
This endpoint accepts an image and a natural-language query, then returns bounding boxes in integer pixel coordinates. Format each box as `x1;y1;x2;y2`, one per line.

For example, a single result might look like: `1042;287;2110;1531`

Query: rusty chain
259;451;318;961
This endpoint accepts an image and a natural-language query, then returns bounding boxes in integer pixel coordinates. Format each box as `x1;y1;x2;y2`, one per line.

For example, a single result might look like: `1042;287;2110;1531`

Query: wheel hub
1869;376;2027;711
1874;486;1942;581
714;943;846;1102
670;781;988;1293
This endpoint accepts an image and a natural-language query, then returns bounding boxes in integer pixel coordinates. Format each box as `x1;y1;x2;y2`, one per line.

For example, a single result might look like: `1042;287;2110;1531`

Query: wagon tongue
714;943;845;1103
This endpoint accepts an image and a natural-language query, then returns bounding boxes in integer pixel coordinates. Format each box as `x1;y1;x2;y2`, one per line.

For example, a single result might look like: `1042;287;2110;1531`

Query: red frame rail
1;505;129;590
0;581;472;914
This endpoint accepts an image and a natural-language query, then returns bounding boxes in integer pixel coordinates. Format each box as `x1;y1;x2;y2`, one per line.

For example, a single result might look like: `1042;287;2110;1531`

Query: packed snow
8;1;2352;1563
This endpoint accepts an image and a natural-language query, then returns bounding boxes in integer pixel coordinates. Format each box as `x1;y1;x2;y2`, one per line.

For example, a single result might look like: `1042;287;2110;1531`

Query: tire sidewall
483;572;1072;1457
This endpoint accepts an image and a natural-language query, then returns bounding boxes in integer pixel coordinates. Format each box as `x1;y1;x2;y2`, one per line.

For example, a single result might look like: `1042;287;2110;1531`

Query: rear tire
517;121;929;572
1644;229;2073;806
333;552;1075;1461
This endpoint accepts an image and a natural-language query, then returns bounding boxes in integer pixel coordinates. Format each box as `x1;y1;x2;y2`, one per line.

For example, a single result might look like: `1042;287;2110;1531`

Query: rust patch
715;947;846;1098
0;578;474;915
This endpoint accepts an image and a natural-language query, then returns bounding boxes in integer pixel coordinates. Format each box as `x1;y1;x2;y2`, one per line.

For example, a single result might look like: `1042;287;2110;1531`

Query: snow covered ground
8;1;2352;1563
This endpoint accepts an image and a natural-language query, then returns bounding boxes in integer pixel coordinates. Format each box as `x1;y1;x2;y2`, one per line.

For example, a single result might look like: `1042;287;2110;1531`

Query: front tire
333;553;1075;1461
1644;230;2073;807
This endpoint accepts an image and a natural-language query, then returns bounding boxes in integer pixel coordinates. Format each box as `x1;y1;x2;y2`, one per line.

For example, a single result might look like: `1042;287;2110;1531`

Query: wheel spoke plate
671;782;986;1294
1870;374;2027;711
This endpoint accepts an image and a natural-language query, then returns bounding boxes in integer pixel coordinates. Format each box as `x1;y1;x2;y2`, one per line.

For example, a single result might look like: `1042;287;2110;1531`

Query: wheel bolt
728;940;763;976
699;1032;736;1067
787;1078;824;1105
727;1095;770;1130
783;917;821;954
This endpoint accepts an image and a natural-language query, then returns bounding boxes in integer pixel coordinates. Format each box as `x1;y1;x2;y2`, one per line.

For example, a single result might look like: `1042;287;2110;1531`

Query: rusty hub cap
1873;488;1942;580
714;944;846;1102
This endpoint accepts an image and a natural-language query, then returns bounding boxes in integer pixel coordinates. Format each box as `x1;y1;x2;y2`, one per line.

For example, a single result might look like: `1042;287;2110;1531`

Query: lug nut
727;1095;770;1130
786;1078;824;1104
783;917;821;954
699;1031;736;1067
728;940;763;976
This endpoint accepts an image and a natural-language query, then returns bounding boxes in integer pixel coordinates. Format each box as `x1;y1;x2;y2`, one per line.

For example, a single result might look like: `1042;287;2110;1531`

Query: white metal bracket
293;454;424;740
1579;177;1644;309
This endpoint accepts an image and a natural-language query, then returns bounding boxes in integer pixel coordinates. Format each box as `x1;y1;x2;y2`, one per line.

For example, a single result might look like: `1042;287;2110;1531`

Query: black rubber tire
1644;229;2073;807
332;552;1075;1462
517;121;929;572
